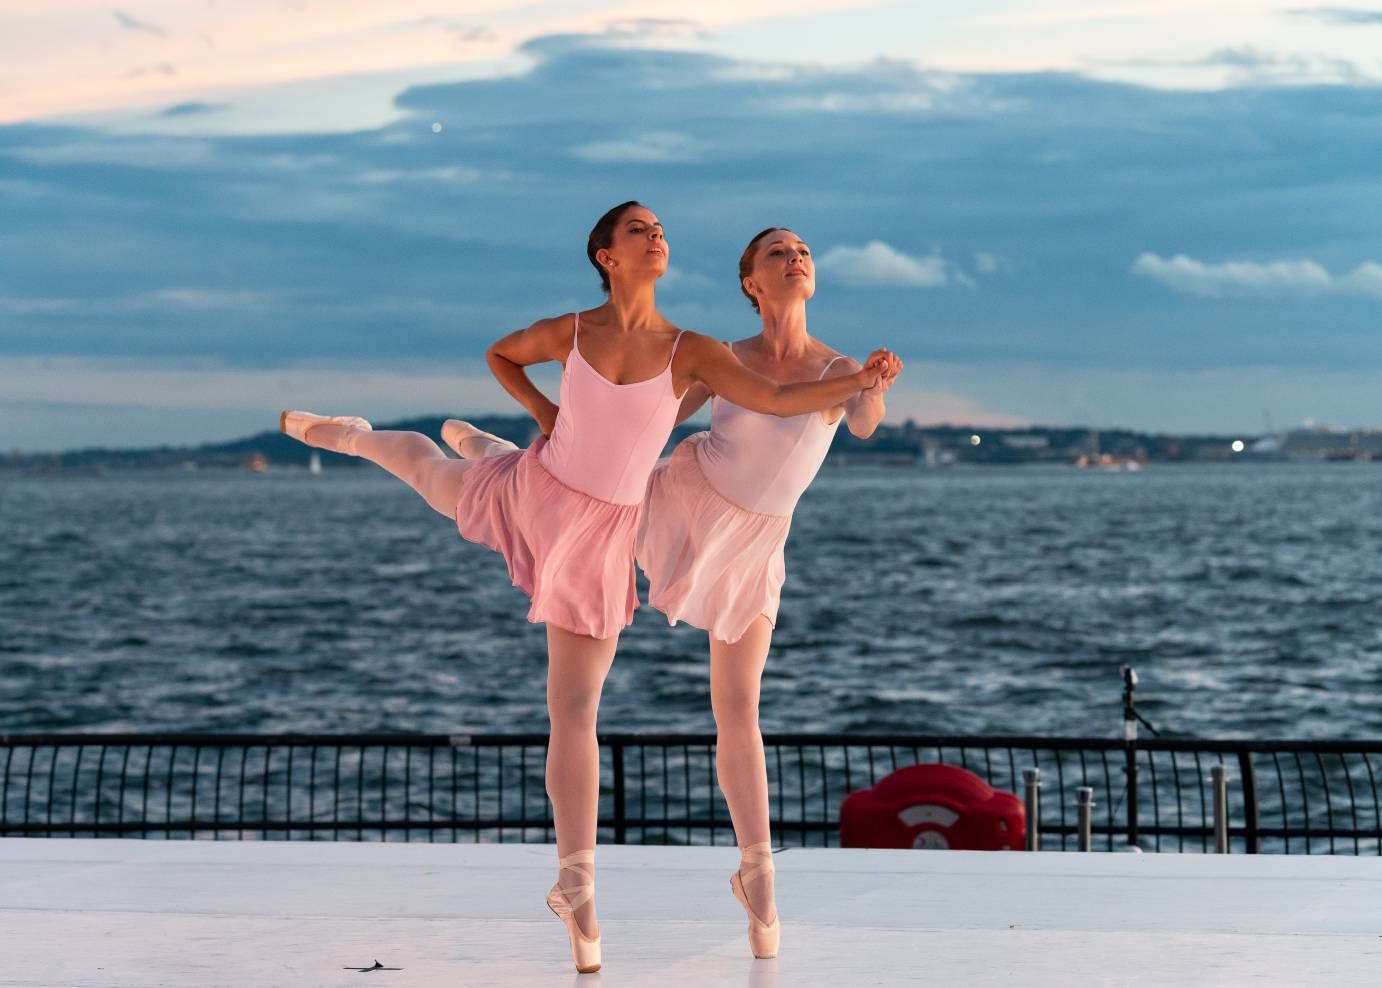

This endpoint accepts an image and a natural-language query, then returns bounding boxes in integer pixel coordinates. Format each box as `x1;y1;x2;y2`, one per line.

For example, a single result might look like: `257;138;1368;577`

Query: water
2;464;1379;739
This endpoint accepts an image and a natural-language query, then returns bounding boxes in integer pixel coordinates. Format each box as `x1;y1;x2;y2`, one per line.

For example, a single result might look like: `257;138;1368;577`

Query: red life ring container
839;763;1024;850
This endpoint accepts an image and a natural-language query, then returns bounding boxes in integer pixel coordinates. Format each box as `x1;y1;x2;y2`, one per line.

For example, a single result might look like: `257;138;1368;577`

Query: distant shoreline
2;415;1378;474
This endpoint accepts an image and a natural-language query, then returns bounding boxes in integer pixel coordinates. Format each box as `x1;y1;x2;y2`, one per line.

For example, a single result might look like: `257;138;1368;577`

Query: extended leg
300;421;473;519
441;419;520;459
710;615;776;924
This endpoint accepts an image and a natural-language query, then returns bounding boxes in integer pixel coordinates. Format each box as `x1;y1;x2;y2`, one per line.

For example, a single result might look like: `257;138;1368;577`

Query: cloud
659;265;715;290
973;252;1002;274
1288;8;1382;25
160;101;228;118
124;62;178;79
1088;44;1371;86
113;10;167;38
604;18;707;41
1131;253;1382;298
3;138;214;167
880;381;1030;429
1201;45;1368;85
0;296;78;315
817;242;953;288
3;32;1382;399
568;131;696;163
351;165;485;184
0;355;551;452
399;18;498;45
519;18;707;58
142;288;278;310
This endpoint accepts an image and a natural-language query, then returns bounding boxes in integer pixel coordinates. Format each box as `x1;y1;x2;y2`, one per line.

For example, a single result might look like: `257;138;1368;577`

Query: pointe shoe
546;849;601;974
440;419;519;459
279;410;372;443
730;841;779;958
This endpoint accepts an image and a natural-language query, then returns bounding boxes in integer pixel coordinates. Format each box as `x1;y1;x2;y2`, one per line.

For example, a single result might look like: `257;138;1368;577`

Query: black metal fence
2;732;1379;854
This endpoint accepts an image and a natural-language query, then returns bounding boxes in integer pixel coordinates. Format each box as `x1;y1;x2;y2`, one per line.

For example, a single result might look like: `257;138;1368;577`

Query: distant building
1281;427;1382;461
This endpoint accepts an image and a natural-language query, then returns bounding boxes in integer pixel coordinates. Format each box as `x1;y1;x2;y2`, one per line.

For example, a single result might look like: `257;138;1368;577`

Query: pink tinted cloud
1;0;861;124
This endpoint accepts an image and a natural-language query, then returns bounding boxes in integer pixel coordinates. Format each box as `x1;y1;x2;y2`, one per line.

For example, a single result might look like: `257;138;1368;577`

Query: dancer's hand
853;348;893;390
863;352;903;396
535;397;560;437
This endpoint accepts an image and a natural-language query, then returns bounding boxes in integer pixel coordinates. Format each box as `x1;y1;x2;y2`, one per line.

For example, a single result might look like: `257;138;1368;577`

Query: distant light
1231;440;1245;453
970;434;981;446
431;122;443;133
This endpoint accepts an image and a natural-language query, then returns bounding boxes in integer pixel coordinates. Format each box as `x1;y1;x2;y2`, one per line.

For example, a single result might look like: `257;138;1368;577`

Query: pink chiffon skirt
455;436;640;640
636;433;791;645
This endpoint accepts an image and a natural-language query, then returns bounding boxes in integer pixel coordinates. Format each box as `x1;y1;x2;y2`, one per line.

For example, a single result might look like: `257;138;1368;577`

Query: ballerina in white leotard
637;227;902;957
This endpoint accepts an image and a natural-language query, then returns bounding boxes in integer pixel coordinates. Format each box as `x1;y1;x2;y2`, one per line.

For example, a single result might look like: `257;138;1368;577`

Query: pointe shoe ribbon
730;841;780;959
547;849;601;974
279;410;372;443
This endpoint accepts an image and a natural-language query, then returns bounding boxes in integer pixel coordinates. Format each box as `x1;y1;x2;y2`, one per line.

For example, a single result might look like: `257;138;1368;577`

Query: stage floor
2;838;1380;986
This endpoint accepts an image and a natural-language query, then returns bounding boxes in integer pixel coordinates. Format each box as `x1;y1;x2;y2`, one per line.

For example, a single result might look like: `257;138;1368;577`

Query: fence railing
2;733;1379;854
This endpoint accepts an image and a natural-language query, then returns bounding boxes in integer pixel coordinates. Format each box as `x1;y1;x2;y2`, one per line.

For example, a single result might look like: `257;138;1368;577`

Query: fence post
1076;787;1094;852
1211;765;1229;853
611;740;626;845
1024;767;1041;851
1122;666;1140;849
1236;750;1259;854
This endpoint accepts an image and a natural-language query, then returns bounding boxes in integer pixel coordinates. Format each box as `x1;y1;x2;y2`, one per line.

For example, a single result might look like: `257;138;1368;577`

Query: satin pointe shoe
546;849;601;974
440;419;519;459
279;410;372;443
730;841;780;958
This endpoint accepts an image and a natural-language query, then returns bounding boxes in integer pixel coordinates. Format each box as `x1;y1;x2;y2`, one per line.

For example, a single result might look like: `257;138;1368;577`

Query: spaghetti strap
665;330;686;369
817;355;846;380
565;311;581;367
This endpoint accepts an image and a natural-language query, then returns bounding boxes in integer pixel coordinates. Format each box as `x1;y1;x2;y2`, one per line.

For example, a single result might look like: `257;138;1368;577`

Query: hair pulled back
738;227;788;312
587;200;645;293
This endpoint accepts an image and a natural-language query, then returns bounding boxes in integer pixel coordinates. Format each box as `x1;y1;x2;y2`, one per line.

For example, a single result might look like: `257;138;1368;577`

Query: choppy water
2;463;1379;739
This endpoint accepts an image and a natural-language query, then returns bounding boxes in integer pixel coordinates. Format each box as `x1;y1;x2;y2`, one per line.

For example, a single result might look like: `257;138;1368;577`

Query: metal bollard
1211;765;1229;853
1023;767;1041;851
1076;786;1095;852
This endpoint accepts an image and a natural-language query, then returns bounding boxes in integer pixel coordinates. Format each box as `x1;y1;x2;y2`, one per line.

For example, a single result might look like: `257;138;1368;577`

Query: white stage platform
2;838;1380;987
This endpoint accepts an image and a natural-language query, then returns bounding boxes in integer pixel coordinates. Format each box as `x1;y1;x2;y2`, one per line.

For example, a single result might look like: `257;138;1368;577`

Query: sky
2;1;1381;452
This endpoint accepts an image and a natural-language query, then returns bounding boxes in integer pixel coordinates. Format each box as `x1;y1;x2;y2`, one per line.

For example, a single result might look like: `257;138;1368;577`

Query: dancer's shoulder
490;313;576;365
670;329;730;363
818;349;859;378
521;312;578;351
525;312;578;337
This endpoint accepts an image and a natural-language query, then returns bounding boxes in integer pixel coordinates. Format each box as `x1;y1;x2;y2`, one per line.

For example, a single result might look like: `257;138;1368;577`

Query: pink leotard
538;312;686;505
694;351;846;515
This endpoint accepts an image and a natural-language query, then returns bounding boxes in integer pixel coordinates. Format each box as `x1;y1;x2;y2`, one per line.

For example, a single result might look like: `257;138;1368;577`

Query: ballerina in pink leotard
636;226;902;958
281;203;894;973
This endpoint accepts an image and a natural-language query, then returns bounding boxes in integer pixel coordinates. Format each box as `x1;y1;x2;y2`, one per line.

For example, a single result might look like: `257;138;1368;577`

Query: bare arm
485;316;571;436
838;353;903;438
674;382;713;426
679;333;889;417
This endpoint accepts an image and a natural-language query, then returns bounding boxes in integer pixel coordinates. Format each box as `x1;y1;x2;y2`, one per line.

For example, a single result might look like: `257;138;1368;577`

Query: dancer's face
745;229;815;309
598;206;668;284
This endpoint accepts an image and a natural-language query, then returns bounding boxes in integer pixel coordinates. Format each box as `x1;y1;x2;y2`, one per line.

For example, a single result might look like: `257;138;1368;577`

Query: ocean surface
2;463;1379;740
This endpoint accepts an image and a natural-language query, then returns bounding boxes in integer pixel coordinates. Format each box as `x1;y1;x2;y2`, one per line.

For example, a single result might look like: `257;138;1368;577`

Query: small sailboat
308;450;322;475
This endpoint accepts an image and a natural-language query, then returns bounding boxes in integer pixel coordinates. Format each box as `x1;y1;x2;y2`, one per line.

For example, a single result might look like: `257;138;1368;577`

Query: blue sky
2;4;1381;451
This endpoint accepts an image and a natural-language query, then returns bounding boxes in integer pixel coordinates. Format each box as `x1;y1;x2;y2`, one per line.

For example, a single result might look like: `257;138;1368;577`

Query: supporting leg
545;625;619;939
710;615;777;924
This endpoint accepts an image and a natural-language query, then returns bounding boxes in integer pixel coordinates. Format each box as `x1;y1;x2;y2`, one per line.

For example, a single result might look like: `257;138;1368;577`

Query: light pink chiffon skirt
455;436;640;640
636;433;791;645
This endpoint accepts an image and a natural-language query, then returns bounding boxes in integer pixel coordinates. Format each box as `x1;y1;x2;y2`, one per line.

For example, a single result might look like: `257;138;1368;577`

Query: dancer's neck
602;278;662;333
754;300;810;361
